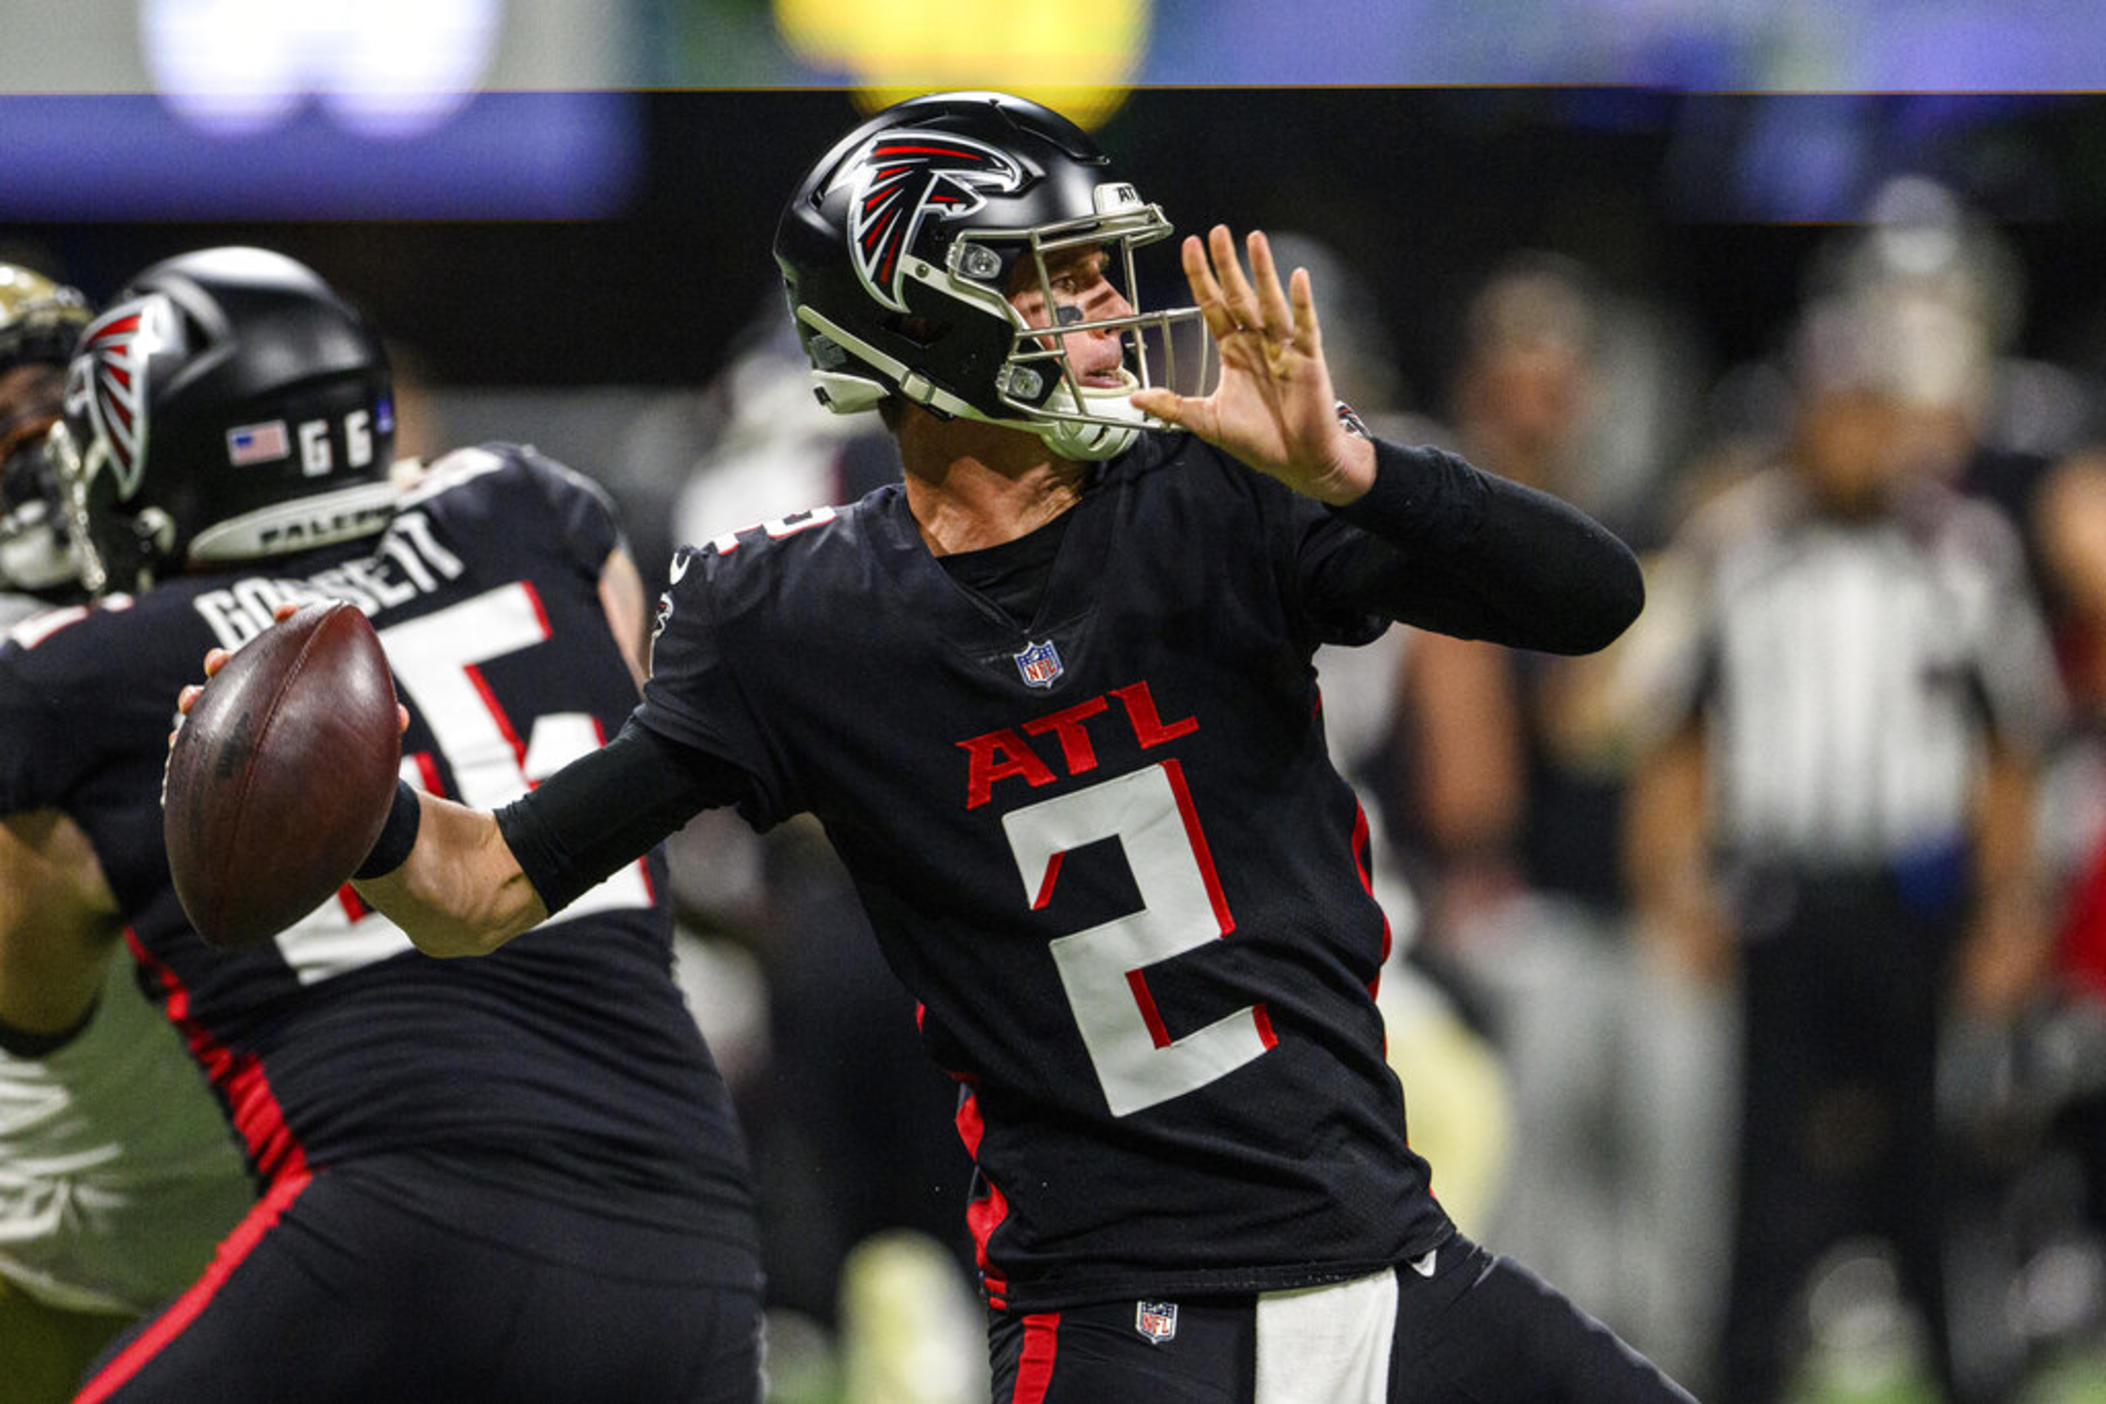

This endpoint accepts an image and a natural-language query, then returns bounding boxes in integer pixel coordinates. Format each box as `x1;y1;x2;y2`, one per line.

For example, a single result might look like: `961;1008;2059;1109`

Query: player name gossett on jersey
0;445;755;1237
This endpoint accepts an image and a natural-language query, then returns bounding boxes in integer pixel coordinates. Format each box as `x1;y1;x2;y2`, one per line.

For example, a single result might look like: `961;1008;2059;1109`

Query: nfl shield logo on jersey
1134;1300;1178;1345
1013;638;1062;689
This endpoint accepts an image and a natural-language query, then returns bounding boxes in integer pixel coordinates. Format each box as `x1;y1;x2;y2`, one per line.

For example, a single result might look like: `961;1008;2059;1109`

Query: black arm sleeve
1323;440;1645;654
494;717;756;916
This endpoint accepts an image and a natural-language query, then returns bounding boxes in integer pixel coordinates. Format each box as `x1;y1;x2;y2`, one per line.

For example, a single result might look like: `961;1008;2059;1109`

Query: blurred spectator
1627;288;2067;1403
1263;232;1518;1239
1995;449;2106;1370
1387;255;1730;1382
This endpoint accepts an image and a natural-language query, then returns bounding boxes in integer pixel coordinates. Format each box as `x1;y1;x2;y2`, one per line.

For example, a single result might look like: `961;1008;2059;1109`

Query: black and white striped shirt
1659;468;2062;868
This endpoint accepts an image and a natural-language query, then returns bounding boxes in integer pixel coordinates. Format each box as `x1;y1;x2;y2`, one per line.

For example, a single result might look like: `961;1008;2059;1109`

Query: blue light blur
0;92;641;220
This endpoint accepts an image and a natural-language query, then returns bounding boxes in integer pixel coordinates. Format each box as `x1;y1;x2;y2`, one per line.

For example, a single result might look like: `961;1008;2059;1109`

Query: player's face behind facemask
773;89;1214;463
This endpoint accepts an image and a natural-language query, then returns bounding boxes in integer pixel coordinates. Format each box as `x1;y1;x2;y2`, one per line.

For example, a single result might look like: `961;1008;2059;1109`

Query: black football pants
988;1233;1696;1402
73;1152;764;1403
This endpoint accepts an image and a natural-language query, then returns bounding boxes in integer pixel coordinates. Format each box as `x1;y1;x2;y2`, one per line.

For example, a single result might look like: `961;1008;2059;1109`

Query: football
164;601;402;950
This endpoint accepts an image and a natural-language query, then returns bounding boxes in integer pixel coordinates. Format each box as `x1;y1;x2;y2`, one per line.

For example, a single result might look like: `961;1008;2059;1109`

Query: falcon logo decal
837;130;1025;314
66;296;176;502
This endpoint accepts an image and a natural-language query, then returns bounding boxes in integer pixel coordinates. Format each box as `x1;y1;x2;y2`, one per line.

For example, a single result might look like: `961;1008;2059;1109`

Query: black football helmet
774;90;1206;461
49;247;397;595
0;264;93;601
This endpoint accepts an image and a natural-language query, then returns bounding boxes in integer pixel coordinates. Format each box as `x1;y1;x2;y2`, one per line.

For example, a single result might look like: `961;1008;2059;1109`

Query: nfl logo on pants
1134;1300;1178;1345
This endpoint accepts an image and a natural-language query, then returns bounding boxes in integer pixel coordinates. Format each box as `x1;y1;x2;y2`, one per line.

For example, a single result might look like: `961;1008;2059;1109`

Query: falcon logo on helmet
66;297;176;502
838;130;1025;314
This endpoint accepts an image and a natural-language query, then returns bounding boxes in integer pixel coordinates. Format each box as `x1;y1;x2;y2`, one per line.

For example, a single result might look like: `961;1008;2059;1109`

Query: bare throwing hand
1130;226;1375;506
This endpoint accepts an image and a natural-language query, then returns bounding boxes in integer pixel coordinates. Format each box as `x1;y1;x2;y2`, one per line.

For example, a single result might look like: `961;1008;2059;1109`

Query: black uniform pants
73;1152;764;1403
1717;870;1958;1404
988;1234;1695;1402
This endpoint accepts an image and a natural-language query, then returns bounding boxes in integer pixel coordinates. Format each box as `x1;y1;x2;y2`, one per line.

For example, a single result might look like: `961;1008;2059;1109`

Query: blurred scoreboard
0;0;639;218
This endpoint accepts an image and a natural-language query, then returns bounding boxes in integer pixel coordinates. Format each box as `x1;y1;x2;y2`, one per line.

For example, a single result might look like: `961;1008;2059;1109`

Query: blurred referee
1629;292;2066;1402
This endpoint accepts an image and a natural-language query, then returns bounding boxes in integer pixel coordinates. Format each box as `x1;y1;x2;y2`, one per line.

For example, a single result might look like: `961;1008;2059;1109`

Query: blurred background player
1385;255;1734;1386
1626;281;2068;1403
0;262;254;1404
0;265;93;630
0;247;762;1401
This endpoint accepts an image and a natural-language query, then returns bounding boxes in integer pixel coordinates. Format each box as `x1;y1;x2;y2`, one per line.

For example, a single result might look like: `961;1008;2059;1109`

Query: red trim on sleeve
73;1169;315;1404
1012;1313;1061;1404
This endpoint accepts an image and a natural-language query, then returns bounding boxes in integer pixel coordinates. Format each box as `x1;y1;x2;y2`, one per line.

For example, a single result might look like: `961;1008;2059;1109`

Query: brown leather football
165;601;401;950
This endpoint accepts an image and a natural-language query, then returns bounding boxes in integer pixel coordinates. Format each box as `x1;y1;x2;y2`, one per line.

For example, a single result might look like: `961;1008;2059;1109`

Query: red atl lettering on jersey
958;680;1198;809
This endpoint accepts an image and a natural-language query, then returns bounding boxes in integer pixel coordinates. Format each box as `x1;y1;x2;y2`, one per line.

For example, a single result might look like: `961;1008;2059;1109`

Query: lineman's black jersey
633;432;1630;1311
0;445;753;1251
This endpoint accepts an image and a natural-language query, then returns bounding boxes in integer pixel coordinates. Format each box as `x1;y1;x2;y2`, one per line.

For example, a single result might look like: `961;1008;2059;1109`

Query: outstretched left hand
1130;226;1375;506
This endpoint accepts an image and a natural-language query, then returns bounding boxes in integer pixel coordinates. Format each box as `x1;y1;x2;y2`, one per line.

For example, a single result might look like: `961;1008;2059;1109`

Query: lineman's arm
598;544;651;690
0;809;123;1044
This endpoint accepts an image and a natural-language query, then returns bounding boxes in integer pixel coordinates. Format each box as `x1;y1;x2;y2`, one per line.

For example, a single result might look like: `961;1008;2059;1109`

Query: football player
0;263;255;1404
8;248;762;1401
230;94;1692;1400
0;264;93;628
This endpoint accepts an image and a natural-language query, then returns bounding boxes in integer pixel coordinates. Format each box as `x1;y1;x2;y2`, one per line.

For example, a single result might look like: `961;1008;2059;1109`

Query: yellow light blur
773;0;1148;128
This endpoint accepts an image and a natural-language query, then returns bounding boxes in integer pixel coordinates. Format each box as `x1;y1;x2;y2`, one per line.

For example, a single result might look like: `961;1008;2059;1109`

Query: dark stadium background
18;89;2106;415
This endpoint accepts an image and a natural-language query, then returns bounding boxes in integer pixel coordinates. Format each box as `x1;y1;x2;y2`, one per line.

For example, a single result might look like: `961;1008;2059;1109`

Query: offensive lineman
7;248;762;1400
205;95;1693;1400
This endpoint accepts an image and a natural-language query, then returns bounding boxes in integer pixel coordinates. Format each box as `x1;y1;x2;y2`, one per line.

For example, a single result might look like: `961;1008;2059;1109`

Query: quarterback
219;94;1691;1401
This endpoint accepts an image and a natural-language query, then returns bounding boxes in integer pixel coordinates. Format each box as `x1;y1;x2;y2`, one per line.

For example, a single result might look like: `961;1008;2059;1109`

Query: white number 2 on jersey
1002;760;1275;1117
270;582;651;984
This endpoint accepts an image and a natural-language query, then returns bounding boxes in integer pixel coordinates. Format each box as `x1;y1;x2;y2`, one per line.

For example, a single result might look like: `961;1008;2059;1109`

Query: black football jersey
0;445;752;1246
640;433;1459;1310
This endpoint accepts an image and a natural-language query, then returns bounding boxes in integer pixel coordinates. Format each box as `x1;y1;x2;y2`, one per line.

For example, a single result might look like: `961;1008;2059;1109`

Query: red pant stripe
1012;1311;1061;1404
73;1169;314;1403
